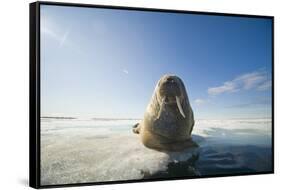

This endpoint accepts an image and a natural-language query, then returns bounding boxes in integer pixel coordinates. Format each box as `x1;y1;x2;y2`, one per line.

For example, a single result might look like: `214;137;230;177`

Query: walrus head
154;74;190;119
138;74;196;150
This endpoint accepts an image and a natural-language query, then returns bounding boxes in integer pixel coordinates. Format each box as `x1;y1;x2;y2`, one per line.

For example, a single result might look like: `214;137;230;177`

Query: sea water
40;117;272;185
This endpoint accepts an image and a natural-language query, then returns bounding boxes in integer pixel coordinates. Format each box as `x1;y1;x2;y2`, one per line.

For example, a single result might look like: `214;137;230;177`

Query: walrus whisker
157;100;165;119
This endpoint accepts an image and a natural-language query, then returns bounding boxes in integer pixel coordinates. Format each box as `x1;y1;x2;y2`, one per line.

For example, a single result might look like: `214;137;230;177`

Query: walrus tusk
176;96;186;118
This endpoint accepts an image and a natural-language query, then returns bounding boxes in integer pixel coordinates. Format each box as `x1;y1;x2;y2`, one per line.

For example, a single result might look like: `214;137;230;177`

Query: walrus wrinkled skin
133;75;197;151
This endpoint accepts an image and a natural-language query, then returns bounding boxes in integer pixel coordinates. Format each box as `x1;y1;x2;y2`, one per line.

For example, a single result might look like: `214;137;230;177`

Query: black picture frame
29;1;274;189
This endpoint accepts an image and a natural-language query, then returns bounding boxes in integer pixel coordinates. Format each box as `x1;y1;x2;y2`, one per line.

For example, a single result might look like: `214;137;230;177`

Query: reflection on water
40;118;272;185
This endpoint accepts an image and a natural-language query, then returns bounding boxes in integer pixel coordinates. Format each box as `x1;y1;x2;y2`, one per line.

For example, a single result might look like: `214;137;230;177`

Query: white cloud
122;69;129;74
59;30;70;47
42;25;69;47
41;24;86;55
41;25;59;40
208;70;271;96
208;81;238;96
257;80;272;91
41;18;70;48
194;99;206;105
235;72;266;90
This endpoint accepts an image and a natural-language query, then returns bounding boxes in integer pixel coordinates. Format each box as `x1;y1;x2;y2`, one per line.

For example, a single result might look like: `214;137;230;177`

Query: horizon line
41;116;272;120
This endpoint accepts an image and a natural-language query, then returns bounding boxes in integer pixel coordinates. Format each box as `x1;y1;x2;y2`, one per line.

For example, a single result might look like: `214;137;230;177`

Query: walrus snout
165;76;176;83
161;75;180;86
157;75;183;108
159;76;181;97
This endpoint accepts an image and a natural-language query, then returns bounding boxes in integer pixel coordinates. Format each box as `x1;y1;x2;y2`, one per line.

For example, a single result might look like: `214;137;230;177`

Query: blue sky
40;5;272;119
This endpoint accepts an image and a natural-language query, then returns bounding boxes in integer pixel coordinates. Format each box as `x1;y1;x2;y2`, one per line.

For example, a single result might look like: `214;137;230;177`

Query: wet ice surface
40;118;272;185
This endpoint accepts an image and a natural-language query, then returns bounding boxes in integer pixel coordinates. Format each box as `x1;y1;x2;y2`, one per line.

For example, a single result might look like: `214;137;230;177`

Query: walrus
133;74;197;151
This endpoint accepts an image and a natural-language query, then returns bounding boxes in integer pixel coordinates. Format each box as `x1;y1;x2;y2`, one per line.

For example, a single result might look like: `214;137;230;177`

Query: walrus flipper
132;123;140;134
